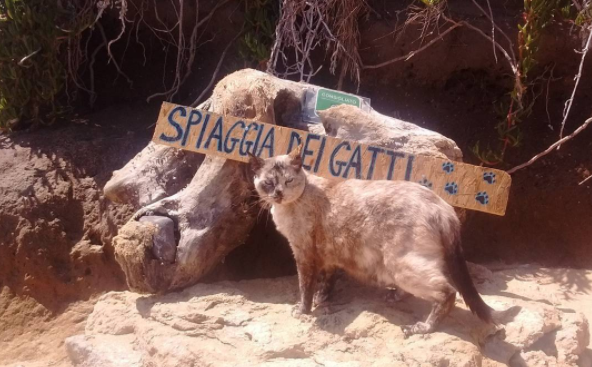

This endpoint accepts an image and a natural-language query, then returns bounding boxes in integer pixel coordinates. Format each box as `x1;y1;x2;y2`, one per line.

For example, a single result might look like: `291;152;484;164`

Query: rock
67;270;590;367
319;103;467;222
556;313;590;365
65;335;142;367
509;350;558;367
319;104;463;161
482;298;562;363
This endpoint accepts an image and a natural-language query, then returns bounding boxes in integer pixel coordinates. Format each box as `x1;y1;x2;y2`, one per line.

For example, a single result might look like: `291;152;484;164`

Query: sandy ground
1;265;591;367
0;296;95;367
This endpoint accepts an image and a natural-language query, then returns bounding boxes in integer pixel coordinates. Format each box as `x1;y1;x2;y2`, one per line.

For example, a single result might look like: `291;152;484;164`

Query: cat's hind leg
388;250;457;337
385;287;409;304
401;290;456;338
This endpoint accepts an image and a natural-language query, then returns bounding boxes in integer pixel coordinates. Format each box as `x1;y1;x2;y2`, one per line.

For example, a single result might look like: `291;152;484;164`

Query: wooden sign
153;102;511;216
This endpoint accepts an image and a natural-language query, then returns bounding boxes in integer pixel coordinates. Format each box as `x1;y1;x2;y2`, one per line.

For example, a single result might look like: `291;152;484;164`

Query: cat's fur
249;146;494;337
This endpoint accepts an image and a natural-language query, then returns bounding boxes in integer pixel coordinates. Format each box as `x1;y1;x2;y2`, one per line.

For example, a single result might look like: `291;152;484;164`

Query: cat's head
248;146;306;205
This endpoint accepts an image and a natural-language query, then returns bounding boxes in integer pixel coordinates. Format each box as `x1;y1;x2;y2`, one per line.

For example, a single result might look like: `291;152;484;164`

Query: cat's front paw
291;303;311;319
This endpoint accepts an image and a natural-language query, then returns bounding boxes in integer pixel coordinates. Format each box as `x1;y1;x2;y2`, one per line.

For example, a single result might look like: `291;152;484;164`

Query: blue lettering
329;141;351;177
253;123;265;154
195;114;211;149
159;106;185;142
204;117;224;152
258;127;275;157
344;145;363;179
366;146;384;179
181;110;203;146
386;151;406;180
223;120;246;153
405;155;415;181
239;122;259;155
313;137;327;173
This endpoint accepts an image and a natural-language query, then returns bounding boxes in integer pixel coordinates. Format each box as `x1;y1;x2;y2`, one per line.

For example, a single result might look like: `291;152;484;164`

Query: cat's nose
274;189;284;199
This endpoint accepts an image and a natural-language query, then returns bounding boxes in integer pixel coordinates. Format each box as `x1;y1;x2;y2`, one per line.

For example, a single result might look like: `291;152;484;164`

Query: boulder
66;268;590;367
319;104;462;161
319;104;466;222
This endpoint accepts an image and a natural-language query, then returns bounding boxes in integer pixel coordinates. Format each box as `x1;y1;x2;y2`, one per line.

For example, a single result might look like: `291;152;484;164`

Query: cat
248;146;494;337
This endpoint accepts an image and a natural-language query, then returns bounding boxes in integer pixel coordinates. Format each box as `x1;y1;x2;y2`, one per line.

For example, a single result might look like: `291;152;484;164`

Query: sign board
316;88;361;112
152;102;511;216
301;87;371;124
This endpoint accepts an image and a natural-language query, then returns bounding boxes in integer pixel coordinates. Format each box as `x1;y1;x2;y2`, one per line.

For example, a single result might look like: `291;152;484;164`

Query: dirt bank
0;104;159;330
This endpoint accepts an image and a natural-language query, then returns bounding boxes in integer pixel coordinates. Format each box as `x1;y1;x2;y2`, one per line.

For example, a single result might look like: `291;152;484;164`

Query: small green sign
301;86;370;124
314;88;361;116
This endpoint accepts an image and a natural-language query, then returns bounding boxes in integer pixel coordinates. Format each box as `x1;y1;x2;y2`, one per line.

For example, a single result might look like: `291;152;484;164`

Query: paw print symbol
418;177;433;189
444;182;458;195
442;162;455;174
483;172;496;184
475;191;489;205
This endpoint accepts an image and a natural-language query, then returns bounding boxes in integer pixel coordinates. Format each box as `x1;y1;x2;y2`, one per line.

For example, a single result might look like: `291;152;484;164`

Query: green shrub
239;0;279;68
0;0;91;130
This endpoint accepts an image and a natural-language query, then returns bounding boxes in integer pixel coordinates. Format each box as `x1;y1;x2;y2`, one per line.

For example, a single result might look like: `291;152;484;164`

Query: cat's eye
264;180;274;187
285;177;294;184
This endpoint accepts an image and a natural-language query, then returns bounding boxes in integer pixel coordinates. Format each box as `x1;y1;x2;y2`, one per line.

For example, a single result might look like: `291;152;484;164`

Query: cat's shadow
310;280;476;338
309;278;518;364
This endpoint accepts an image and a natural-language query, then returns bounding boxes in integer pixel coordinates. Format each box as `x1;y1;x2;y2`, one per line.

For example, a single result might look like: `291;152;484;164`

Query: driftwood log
105;69;465;294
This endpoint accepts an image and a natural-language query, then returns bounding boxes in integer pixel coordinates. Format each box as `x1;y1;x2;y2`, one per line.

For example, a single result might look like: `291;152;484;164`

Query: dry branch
579;174;592;185
190;28;245;107
445;16;518;75
363;22;462;69
507;117;592;174
468;0;517;63
558;26;592;145
267;0;366;88
142;0;231;103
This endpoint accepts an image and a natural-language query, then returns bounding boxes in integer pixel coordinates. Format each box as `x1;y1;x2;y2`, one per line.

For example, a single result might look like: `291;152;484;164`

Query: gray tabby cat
249;146;494;337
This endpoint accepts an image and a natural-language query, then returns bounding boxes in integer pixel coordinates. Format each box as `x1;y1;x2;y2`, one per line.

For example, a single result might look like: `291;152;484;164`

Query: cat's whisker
244;202;261;211
257;206;269;223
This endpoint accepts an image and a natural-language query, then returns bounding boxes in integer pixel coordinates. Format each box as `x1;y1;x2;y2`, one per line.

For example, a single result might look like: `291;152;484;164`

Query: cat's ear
247;152;265;173
288;144;303;169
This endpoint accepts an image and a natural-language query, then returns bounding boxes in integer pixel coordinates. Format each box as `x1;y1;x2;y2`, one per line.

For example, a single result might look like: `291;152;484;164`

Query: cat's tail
443;228;495;325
